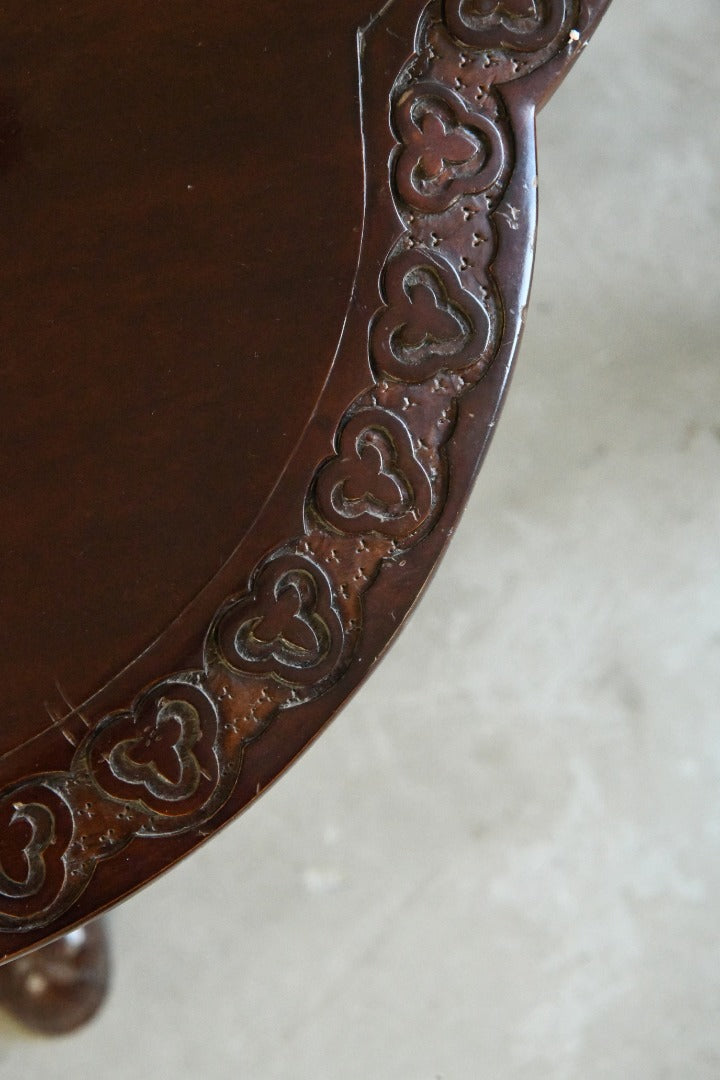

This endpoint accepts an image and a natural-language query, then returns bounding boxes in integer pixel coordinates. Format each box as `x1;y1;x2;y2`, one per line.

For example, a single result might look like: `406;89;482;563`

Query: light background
2;2;718;1076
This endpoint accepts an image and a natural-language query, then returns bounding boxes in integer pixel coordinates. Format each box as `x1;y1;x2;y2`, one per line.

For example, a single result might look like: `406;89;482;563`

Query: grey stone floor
2;3;718;1077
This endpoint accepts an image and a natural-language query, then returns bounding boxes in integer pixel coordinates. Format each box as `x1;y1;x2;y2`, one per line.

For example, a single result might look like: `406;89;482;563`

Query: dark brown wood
0;0;367;758
0;0;614;979
0;919;108;1035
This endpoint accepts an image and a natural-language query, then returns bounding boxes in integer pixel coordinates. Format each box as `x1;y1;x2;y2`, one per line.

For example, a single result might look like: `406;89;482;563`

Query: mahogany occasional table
0;0;612;1033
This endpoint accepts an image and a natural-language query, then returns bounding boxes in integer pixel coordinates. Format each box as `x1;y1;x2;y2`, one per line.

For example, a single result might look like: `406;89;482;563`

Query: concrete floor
2;2;718;1076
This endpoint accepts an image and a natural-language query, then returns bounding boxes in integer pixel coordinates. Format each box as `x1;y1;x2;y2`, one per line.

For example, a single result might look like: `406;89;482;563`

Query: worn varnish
0;0;613;1019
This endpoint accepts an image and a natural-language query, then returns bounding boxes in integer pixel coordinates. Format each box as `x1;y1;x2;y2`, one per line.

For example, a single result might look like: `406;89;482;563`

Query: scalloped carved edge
0;0;609;934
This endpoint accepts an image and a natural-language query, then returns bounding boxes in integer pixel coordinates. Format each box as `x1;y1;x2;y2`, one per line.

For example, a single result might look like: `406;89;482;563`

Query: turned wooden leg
0;919;110;1035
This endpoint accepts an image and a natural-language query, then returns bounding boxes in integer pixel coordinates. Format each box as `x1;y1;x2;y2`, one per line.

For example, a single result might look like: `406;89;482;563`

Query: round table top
0;0;611;961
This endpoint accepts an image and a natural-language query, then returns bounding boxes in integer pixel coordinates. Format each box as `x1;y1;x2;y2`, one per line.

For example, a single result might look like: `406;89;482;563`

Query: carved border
0;0;600;933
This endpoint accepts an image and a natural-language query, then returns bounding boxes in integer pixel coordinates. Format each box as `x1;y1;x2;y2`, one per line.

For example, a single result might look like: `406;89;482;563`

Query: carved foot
0;919;109;1035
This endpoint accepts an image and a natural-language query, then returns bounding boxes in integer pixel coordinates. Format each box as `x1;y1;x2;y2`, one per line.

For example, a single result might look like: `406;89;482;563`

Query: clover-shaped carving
313;408;434;540
213;554;346;688
444;0;573;52
371;247;494;383
468;0;544;24
393;84;505;214
87;681;220;824
0;782;75;929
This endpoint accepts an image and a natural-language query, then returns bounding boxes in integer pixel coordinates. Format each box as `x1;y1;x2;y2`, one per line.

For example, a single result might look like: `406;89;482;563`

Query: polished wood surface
0;919;108;1034
0;0;613;985
1;1;366;755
